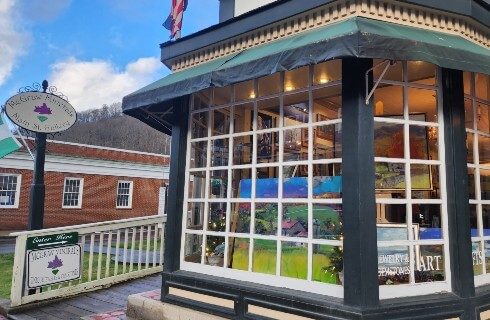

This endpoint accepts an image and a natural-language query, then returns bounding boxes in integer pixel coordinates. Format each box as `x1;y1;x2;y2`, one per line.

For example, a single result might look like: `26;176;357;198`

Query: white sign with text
5;92;76;133
27;245;81;288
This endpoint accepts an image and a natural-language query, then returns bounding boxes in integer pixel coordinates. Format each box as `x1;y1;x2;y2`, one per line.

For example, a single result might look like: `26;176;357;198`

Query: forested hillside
52;103;171;154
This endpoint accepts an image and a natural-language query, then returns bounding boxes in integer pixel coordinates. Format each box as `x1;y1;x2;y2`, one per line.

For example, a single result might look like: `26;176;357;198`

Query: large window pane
255;203;278;235
253;239;276;275
184;234;202;263
228;238;249;271
313;60;341;85
205;236;225;267
208;203;227;232
312;245;343;285
375;122;404;158
414;245;445;283
230;203;251;234
282;203;308;237
378;246;410;285
281;241;307;279
313;86;341;121
313;204;342;240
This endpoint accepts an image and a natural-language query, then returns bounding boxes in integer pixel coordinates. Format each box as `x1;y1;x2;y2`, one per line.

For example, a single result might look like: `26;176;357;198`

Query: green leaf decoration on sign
52;269;59;275
38;116;48;122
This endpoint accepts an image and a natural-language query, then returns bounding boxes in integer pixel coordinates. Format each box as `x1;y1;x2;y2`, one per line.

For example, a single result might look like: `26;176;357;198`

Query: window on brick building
116;181;133;208
0;174;21;208
62;178;83;208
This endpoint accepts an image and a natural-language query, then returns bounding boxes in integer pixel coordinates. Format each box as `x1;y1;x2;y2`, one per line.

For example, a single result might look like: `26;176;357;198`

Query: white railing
9;215;166;307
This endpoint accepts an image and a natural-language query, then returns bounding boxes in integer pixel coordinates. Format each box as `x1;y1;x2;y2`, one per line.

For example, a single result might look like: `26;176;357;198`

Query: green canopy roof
123;16;490;134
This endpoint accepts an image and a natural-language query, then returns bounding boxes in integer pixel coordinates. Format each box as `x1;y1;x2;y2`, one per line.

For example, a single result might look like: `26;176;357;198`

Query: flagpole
27;80;48;231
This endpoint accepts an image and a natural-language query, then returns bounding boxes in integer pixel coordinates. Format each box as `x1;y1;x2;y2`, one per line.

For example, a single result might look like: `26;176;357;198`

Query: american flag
163;0;188;39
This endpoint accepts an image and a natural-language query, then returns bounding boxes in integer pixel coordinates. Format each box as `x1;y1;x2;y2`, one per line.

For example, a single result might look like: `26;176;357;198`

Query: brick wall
0;168;165;231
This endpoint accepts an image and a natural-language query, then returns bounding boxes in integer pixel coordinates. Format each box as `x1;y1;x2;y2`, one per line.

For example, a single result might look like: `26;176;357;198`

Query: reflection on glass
410;164;435;197
184;233;202;263
313;60;341;85
188;171;206;199
313;204;342;240
313;245;343;285
211;108;230;136
313;163;342;199
191;112;209;139
378;246;410;285
374;122;404;158
208;202;227;232
486;240;490;272
254;203;278;235
235;80;255;102
408;61;436;85
257;98;280;129
412;204;441;239
463;72;472;96
465;98;474;130
374;85;403;117
230;203;251;234
284;92;309;125
483;205;489;236
466;132;474;164
253;239;276;275
480;169;489;200
213;86;232;106
281;241;307;279
376;204;407;241
205;236;225;267
415;245;445;283
477;102;489;133
283;165;308;198
475;73;489;100
193;89;211;110
256;131;279;163
228;238;249;271
408;88;437;123
283;128;308;161
313;86;341;121
375;162;406;194
479;136;490;165
190;141;207;168
258;73;282;97
211;138;229;166
373;59;402;81
284;66;309;92
282;203;308;237
256;167;279;198
209;170;228;198
187;202;204;230
470;205;478;237
472;242;483;276
233;103;254;133
233;135;252;165
313;123;341;159
468;168;476;199
410;125;438;160
231;169;252;198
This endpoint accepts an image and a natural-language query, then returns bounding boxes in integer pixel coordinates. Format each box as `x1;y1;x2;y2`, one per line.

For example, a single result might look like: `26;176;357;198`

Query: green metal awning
122;16;490;134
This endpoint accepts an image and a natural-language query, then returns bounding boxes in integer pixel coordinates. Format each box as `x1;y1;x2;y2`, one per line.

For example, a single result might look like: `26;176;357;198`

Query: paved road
5;274;160;320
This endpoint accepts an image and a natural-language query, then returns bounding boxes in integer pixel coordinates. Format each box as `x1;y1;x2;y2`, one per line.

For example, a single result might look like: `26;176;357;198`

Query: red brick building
0;139;169;231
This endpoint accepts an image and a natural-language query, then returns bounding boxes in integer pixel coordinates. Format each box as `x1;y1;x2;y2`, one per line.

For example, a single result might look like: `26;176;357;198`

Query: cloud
49;57;166;111
0;0;30;86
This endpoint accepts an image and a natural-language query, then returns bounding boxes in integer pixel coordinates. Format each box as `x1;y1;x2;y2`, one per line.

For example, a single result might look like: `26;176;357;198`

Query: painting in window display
230;203;251;234
227;238;249;271
312;245;343;285
254;203;278;235
281;241;308;280
252;239;277;275
282;203;308;237
313;204;343;240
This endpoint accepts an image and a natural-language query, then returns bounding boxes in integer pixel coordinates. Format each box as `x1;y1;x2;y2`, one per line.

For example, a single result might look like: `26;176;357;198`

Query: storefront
122;0;489;319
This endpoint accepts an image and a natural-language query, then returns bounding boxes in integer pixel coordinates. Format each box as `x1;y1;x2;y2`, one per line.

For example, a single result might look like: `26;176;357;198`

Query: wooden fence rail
9;215;166;307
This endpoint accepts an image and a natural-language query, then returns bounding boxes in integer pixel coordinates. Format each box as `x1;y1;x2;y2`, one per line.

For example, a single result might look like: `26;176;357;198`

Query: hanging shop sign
27;244;82;288
4;91;76;133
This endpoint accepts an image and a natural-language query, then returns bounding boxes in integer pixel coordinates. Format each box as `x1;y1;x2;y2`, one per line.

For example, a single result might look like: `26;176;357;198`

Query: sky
0;0;219;112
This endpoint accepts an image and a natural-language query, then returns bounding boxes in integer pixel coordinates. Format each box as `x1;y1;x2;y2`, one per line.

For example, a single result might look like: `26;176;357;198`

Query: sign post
4;80;76;230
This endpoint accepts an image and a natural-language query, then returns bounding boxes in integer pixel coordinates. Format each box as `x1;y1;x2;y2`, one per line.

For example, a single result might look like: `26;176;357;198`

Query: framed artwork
375;113;432;191
256;112;275;160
